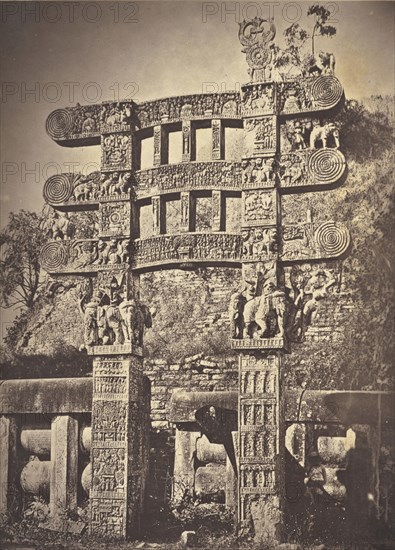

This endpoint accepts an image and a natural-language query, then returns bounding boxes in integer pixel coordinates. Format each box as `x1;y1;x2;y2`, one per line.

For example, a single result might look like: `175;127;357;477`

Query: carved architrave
45;103;133;144
40;239;98;273
42;171;132;207
278;76;343;115
40;238;132;274
135;162;241;197
278;149;346;189
136;92;241;129
133;233;243;268
102;133;132;171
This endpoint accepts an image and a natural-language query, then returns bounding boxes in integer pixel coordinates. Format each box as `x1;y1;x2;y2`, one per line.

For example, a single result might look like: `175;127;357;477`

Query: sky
0;1;394;225
0;1;393;333
0;1;394;226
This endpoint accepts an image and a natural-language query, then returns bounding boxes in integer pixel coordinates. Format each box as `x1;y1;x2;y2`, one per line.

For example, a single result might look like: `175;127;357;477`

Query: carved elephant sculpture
243;289;286;339
52;213;75;240
119;300;152;346
74;181;93;201
310;123;340;149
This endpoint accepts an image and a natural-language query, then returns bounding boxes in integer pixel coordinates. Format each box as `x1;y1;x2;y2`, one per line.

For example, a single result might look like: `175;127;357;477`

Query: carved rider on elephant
243;279;287;339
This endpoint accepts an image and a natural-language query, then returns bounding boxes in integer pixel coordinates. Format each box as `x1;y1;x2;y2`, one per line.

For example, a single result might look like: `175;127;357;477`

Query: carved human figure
302;269;336;325
82;299;99;347
229;290;246;339
82;112;96;133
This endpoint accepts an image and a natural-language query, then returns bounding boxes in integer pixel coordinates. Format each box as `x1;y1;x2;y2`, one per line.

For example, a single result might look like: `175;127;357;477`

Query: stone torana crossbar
40;17;350;542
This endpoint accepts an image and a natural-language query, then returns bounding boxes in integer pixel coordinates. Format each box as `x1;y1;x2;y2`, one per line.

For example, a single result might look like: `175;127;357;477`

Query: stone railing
0;378;150;520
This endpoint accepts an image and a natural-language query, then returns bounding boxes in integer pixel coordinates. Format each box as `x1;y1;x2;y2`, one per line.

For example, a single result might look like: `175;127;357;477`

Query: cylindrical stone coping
196;435;226;464
80;425;92;454
81;463;92;495
20;458;50;496
20;425;51;456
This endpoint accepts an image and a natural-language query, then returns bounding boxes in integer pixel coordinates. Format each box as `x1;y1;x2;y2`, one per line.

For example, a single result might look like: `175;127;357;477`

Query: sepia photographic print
0;1;394;549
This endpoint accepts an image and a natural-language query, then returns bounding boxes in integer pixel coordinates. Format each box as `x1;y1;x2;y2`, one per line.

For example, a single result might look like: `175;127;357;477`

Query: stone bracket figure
229;291;247;339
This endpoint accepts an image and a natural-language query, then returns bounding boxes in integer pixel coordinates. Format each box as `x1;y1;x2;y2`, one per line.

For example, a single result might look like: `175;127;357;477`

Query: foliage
284;97;394;390
141;268;237;362
274;4;337;74
307;4;337;55
0;210;47;310
334;97;393;162
23;497;50;523
0;343;92;380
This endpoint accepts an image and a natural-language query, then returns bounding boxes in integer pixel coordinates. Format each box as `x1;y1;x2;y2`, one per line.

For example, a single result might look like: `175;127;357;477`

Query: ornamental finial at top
239;17;276;83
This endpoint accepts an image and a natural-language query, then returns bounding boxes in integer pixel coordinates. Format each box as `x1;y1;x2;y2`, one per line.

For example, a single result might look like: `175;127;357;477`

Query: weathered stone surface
196;435;226;464
20;424;51;456
173;429;200;503
250;495;282;543
180;530;197;547
0;416;18;515
50;415;78;516
20;457;50;496
195;463;226;497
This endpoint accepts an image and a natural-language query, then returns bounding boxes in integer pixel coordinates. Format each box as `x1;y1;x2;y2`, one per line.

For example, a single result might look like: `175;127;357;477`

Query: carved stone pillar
153;125;164;167
173;428;200;504
212;190;222;231
182;121;192;162
237;351;285;542
152;195;163;235
90;353;144;538
211;119;223;160
0;415;18;516
180;191;191;232
50;415;79;517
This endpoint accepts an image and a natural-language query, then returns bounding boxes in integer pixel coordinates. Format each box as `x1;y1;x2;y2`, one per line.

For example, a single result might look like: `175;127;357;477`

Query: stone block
20;424;51;456
20;457;50;496
180;530;196;547
195;463;226;497
151;421;169;430
50;415;78;516
196;435;226;464
251;495;282;544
